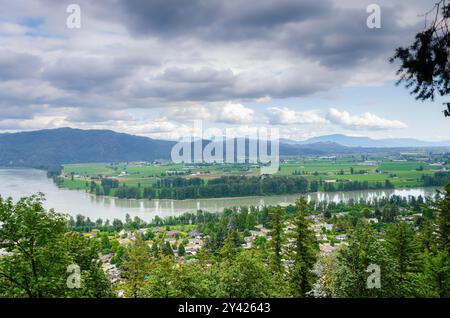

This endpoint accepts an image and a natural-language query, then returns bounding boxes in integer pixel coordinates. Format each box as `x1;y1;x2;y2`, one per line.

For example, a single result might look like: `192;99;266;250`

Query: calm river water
0;168;440;221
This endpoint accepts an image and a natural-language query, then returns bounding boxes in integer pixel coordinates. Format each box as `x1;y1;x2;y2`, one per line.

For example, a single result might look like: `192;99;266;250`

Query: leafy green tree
142;256;214;298
100;232;112;254
111;244;125;265
0;194;113;298
310;254;335;298
141;256;178;298
254;235;269;259
215;250;288;298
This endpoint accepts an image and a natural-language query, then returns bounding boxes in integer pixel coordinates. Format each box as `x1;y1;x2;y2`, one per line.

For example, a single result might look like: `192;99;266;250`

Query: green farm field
58;157;449;192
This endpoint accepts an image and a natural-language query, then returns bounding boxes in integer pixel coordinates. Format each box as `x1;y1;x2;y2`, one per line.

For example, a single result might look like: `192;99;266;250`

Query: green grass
276;158;443;188
58;158;443;192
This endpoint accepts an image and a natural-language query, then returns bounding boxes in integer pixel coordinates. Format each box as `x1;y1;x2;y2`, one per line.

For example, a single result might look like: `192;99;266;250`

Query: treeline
46;165;63;178
87;175;400;200
422;171;450;186
67;193;432;235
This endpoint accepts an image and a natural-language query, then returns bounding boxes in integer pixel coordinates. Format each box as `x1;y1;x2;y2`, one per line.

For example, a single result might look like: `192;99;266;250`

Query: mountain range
282;134;450;148
0;128;175;167
0;128;449;167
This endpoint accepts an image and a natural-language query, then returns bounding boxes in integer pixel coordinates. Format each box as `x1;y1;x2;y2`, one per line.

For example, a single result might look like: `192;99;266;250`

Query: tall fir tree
289;196;318;297
269;207;284;272
422;251;450;298
437;183;450;255
385;222;423;296
122;235;151;298
332;223;402;298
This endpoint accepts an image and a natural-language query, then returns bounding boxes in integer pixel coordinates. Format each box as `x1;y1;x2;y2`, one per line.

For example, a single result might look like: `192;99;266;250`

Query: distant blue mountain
0;128;176;167
0;129;449;167
283;134;450;148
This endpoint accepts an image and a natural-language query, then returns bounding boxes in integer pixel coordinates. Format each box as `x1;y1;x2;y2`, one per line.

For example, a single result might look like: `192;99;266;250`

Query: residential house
167;230;181;239
152;227;165;235
188;230;201;238
335;234;347;241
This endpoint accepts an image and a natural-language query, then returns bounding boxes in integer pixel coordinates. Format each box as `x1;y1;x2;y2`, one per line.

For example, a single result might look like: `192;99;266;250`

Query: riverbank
0;168;442;221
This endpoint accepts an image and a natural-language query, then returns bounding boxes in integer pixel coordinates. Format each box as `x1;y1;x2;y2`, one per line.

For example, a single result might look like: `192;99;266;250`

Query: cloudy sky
0;0;448;141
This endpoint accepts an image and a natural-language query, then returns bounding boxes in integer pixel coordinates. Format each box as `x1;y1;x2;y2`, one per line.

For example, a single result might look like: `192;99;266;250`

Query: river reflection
0;168;441;221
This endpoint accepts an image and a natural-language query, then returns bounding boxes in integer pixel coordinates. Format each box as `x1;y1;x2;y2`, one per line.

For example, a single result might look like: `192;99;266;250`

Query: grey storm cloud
0;104;46;120
130;67;238;101
112;0;418;67
42;57;133;92
0;50;42;80
117;0;330;39
0;0;435;131
282;5;419;68
129;66;333;102
66;108;132;123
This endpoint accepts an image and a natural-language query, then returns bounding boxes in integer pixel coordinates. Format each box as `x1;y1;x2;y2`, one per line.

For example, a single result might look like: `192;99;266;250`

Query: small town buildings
320;243;338;254
188;230;201;238
166;230;181;239
136;228;148;236
152;227;165;235
365;218;379;224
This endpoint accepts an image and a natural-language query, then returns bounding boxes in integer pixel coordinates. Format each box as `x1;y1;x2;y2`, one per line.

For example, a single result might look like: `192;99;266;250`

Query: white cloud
163;105;213;122
265;107;328;125
326;108;408;130
217;103;254;124
162;103;255;125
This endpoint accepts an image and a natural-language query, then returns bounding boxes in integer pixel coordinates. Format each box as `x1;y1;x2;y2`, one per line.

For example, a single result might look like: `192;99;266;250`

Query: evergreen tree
161;241;175;257
289;196;318;297
220;232;238;260
151;241;159;258
418;219;438;254
122;236;151;298
421;251;450;298
382;205;399;223
385;222;423;296
331;224;402;298
178;243;186;256
437;183;450;255
269;207;284;272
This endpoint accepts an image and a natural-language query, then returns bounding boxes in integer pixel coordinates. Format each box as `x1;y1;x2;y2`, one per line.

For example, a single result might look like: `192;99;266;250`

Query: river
0;168;441;221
